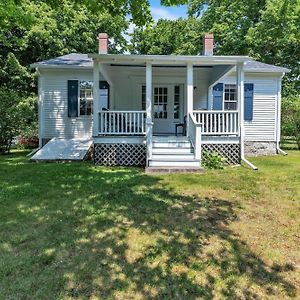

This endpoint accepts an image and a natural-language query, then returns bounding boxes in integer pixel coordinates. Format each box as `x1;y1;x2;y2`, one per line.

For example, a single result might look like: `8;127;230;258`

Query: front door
152;85;182;135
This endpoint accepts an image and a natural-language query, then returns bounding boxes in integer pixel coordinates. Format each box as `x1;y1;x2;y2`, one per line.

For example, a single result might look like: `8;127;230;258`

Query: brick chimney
98;33;108;54
203;33;214;56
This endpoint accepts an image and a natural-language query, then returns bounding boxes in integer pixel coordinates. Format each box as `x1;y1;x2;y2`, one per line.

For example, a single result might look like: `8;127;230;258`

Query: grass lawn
0;151;299;299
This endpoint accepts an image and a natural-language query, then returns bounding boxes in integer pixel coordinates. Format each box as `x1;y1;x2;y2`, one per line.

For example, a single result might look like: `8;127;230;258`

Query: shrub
202;150;227;169
0;88;38;154
282;97;300;149
17;95;38;148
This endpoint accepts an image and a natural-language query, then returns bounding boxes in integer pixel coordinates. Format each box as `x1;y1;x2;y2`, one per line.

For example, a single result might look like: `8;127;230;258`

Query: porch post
146;62;153;161
237;62;245;158
93;59;100;137
186;62;194;136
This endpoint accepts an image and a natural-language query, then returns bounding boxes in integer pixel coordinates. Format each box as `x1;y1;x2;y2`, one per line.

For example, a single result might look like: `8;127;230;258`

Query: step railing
193;110;239;135
188;113;202;160
98;111;146;135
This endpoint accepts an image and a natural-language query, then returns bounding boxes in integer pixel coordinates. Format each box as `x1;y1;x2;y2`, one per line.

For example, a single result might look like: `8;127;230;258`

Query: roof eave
88;53;249;65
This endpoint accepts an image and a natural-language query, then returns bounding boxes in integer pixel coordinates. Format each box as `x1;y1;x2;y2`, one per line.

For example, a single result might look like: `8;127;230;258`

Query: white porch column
186;62;194;136
93;59;100;137
146;62;153;160
237;62;245;157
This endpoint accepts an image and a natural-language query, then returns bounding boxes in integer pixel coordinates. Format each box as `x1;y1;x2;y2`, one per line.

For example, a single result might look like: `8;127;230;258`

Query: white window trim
223;84;237;111
79;80;94;117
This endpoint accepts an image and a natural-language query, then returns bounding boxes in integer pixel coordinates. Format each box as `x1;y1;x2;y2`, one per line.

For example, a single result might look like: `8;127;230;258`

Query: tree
0;0;129;95
131;0;300;96
131;18;202;55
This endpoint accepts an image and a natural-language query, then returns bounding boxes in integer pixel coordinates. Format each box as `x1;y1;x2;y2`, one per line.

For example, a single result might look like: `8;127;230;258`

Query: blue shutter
212;83;223;110
68;80;78;117
244;83;254;121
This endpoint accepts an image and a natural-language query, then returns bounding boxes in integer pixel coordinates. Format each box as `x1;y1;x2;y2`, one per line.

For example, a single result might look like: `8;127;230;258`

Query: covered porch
90;54;248;166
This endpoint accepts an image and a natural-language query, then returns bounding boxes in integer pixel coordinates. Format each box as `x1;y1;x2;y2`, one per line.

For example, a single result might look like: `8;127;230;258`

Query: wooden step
152;153;195;160
146;166;204;174
149;159;200;167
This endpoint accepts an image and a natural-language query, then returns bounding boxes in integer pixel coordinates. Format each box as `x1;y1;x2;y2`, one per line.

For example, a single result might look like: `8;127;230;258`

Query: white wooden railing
98;111;146;135
188;113;202;160
193;110;239;135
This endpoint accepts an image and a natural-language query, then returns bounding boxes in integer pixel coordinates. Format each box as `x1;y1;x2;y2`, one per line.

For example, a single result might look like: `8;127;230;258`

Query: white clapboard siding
41;70;95;139
220;75;278;142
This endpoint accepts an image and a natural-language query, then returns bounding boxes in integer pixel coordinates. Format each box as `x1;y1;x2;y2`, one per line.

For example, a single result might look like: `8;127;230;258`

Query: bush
0;88;38;154
17;95;38;148
202;150;227;169
282;97;300;149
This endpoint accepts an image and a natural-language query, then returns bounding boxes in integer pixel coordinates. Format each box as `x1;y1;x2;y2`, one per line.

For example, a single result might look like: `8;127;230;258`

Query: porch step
152;153;195;160
149;135;200;168
146;166;204;174
152;136;192;149
149;159;200;167
152;147;193;154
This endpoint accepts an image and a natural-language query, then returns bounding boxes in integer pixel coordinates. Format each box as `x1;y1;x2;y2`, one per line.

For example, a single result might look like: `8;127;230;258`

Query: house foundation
244;142;277;157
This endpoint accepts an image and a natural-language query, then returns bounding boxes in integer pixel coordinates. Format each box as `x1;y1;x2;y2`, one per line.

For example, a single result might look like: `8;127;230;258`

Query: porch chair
175;115;187;136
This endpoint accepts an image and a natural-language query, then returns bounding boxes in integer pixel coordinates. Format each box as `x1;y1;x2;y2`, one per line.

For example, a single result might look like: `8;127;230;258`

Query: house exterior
31;33;289;169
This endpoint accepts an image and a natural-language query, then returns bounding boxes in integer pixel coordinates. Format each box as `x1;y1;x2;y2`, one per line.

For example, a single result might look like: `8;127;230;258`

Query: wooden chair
175;115;187;136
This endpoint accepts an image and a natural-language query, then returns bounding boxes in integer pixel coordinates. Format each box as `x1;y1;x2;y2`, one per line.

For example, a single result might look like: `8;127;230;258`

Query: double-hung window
224;84;237;110
79;81;93;116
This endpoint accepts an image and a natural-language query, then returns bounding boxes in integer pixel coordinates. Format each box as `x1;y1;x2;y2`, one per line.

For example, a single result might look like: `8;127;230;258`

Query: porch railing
98;111;146;135
188;113;202;160
193;110;239;135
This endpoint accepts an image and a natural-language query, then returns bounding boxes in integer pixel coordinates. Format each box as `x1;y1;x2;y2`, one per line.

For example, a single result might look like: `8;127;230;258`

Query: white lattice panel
94;143;146;166
202;144;240;165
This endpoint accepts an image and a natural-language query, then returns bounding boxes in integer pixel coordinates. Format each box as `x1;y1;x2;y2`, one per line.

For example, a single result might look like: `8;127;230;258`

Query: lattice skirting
202;143;241;165
94;143;146;166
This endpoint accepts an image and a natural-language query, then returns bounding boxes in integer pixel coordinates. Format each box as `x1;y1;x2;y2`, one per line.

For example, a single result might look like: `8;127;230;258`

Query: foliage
0;151;299;298
0;0;129;95
131;0;300;97
0;88;38;154
202;150;227;169
131;17;202;55
282;97;300;149
0;88;23;154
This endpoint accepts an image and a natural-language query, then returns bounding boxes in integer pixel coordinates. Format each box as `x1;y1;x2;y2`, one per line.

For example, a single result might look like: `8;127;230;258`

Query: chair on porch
175;115;187;136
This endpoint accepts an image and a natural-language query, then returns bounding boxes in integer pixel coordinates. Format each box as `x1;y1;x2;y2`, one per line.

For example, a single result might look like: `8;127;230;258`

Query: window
141;85;146;110
224;84;237;110
174;85;180;119
154;87;168;119
79;81;93;115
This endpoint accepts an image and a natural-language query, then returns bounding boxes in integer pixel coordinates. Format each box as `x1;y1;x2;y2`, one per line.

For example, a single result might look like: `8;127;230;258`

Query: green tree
131;18;202;55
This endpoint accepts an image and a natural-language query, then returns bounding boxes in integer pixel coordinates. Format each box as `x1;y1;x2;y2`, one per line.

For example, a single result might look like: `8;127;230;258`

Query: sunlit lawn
0;150;299;299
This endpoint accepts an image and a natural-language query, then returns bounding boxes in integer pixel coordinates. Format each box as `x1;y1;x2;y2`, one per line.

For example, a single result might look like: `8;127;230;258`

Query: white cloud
151;7;179;21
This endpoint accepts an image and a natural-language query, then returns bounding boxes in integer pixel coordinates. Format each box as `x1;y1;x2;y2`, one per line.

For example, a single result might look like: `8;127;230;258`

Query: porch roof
31;53;291;73
89;53;248;66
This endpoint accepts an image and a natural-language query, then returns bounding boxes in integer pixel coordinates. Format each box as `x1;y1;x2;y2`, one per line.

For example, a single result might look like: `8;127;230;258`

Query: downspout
36;67;42;151
237;62;258;170
276;74;288;155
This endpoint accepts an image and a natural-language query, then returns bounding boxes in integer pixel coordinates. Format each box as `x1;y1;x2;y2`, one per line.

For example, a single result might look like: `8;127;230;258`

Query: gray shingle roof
31;53;290;73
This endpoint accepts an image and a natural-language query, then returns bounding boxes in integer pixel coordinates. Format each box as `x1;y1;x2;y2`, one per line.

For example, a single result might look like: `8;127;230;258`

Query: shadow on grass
0;153;297;299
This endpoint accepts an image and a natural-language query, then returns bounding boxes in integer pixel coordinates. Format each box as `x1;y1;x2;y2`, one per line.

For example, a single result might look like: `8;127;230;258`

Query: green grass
0;151;299;299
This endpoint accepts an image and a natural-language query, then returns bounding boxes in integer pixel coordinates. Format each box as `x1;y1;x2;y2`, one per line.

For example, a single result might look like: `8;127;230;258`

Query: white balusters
192;110;239;135
98;111;146;135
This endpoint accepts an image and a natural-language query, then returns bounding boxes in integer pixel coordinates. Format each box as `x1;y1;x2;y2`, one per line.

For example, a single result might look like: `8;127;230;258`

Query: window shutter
68;80;78;117
212;83;223;110
244;83;254;121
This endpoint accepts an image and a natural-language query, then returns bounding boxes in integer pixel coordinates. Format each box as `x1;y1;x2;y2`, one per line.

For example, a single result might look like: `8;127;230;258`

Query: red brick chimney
203;33;214;56
98;33;108;54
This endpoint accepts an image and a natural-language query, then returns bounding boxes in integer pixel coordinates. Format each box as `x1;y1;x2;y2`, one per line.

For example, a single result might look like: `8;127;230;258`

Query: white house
31;33;289;170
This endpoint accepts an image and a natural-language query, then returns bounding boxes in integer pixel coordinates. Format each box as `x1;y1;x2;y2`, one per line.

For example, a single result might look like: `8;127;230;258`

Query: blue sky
149;0;188;20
